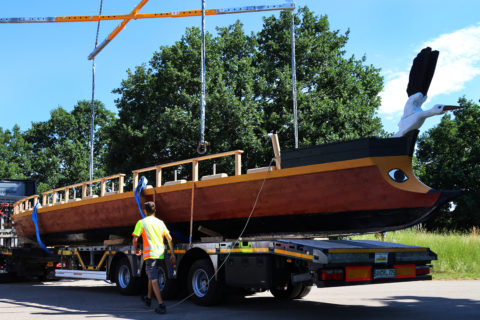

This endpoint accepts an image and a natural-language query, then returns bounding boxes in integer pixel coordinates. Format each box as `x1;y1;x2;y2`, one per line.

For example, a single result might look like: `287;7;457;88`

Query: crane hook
197;141;209;155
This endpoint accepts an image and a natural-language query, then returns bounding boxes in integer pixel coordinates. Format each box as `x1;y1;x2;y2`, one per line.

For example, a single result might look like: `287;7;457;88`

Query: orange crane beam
1;3;294;59
89;0;150;60
0;4;293;24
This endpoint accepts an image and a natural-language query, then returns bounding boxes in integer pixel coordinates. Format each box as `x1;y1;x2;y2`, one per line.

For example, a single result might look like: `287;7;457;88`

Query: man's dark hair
144;201;156;215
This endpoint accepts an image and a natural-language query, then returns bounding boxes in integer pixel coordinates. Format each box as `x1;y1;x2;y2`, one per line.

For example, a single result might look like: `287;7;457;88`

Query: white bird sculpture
394;47;462;137
394;92;462;137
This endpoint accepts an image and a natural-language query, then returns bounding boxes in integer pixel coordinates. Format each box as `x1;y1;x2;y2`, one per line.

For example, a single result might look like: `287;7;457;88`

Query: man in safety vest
132;201;176;314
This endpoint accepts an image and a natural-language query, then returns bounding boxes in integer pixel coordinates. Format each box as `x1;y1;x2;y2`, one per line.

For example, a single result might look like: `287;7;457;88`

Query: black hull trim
282;130;419;168
30;204;443;246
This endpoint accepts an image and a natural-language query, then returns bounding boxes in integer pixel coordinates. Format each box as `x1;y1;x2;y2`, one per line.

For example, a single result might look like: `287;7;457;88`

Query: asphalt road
0;279;479;320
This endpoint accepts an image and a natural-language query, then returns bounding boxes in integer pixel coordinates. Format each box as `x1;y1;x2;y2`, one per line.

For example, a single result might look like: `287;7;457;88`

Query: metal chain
89;0;104;187
291;8;298;149
197;0;208;154
168;158;274;309
95;0;104;47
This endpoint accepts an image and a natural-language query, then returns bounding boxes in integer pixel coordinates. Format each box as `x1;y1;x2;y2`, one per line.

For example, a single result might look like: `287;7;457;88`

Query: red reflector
416;266;431;276
345;266;372;282
394;264;416;278
321;269;344;281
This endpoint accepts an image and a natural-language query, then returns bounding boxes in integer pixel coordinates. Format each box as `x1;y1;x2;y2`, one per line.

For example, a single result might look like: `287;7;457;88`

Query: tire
270;282;304;299
157;260;179;299
294;284;312;299
187;259;223;306
41;268;57;282
115;257;138;295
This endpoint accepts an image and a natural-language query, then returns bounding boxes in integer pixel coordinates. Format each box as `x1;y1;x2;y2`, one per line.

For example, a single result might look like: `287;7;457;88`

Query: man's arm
132;235;141;256
132;220;143;256
165;232;176;264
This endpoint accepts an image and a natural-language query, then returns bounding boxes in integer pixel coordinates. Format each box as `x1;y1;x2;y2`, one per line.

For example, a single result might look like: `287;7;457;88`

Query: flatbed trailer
0;179;57;281
0;247;57;281
53;237;436;305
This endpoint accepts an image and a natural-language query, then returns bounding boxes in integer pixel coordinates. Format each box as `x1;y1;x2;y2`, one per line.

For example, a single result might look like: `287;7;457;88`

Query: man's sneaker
155;303;167;314
141;296;151;307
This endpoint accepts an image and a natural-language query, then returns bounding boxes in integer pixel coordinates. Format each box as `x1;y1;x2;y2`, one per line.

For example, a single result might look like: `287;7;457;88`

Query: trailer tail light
321;269;344;281
415;265;431;276
345;266;372;282
393;264;416;278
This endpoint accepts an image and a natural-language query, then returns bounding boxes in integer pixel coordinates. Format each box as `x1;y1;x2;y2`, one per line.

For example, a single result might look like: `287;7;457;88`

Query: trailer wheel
41;268;57;282
294;284;312;299
187;259;223;306
270;282;304;299
115;257;138;295
158;260;178;299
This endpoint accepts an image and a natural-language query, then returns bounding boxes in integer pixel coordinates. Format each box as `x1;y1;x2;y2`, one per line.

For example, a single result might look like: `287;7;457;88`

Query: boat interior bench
201;173;228;181
164;179;187;186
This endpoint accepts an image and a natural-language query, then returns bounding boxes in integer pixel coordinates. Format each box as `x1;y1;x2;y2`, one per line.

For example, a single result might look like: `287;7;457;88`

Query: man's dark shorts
145;259;162;280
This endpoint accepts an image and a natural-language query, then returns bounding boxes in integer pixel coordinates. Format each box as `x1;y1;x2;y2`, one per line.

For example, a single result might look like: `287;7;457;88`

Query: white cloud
379;71;408;115
379;23;480;115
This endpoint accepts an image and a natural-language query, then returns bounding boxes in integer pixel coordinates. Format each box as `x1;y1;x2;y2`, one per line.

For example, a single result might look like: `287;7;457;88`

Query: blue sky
1;0;479;136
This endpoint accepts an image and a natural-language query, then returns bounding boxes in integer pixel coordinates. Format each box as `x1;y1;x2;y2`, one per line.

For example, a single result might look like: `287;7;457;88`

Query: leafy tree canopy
25;100;114;193
106;7;385;179
0;125;32;179
415;98;480;231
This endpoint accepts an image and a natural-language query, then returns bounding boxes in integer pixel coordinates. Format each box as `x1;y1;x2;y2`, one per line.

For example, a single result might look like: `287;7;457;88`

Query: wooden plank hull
12;159;456;245
11;131;460;245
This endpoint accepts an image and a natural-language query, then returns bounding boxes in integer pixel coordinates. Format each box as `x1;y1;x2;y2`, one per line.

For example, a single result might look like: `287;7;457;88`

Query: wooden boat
11;130;460;246
12;47;463;246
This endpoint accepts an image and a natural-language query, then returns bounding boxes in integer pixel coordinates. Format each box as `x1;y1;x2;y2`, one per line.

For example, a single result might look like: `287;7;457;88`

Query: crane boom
0;3;294;24
88;0;150;60
1;2;294;60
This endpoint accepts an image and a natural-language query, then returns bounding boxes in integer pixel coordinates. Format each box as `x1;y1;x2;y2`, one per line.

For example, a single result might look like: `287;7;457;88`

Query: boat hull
19;201;450;245
11;131;460;245
12;160;455;245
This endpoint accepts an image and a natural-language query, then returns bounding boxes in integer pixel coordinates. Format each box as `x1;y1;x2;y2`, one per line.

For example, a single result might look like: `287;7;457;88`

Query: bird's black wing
406;47;439;97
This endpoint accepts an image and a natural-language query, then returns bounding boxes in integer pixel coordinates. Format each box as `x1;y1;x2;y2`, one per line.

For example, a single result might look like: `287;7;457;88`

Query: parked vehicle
0;179;56;281
53;236;436;305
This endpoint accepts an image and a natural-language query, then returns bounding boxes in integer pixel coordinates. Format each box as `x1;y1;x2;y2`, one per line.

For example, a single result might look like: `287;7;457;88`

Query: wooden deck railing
13;174;126;214
13;148;247;214
132;150;243;188
13;195;39;215
42;174;126;206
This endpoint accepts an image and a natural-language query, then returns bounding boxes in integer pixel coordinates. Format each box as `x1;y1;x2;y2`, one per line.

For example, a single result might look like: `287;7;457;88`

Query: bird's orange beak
443;105;463;111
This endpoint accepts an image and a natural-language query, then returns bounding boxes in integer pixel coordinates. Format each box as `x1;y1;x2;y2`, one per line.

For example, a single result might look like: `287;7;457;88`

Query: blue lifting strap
31;204;52;255
134;176;147;219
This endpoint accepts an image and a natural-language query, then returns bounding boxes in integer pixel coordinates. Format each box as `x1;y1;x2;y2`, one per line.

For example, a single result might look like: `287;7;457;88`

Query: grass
351;228;480;280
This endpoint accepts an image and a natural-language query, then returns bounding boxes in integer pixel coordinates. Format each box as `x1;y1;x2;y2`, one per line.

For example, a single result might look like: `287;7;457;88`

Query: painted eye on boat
388;169;408;183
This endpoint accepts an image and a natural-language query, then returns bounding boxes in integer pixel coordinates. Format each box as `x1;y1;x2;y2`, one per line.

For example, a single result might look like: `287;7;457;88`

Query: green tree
0;125;32;179
107;7;384;178
25;100;114;193
415;98;480;231
107;22;265;178
256;8;384;146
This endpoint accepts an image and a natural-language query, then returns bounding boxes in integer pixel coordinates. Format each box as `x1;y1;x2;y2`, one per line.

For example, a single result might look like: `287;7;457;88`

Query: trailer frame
52;237;436;305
